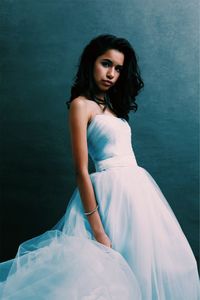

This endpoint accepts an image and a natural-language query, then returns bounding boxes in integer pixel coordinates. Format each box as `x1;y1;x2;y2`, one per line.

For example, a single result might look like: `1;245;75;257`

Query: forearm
76;171;105;235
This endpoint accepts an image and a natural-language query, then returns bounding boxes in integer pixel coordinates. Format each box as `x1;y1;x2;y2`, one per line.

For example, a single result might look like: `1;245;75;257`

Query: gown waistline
94;154;137;172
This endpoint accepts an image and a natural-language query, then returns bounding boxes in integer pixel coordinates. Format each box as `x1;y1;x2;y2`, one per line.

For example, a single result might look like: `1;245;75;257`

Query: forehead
97;49;124;65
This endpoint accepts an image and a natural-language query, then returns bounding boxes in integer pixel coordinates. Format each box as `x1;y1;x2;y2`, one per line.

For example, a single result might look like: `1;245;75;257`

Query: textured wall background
0;0;199;264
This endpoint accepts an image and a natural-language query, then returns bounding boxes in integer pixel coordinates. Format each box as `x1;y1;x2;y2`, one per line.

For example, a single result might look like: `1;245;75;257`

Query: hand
94;231;112;248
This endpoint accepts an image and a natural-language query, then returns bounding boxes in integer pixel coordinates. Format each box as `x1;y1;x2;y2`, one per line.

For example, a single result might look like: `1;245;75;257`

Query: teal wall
0;0;199;264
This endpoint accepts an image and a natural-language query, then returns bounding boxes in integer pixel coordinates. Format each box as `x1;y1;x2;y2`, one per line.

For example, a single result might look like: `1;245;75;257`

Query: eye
101;61;110;67
115;66;123;73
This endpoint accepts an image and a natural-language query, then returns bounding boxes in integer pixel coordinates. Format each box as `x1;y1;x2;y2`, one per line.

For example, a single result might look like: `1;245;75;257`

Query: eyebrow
101;58;123;68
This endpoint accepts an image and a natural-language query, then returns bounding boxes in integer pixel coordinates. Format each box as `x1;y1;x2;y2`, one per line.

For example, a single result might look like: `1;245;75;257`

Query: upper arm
68;98;91;176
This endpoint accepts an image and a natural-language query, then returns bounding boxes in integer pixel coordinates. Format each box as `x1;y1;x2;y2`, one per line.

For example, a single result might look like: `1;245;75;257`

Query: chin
100;86;110;92
97;89;108;94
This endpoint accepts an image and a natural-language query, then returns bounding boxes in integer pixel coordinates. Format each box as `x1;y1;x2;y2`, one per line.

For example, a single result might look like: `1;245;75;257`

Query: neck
93;91;107;103
95;93;105;101
95;95;105;101
93;86;106;101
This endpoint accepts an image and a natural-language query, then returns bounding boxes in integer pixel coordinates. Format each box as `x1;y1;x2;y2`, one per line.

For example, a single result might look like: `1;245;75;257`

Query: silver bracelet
84;204;99;216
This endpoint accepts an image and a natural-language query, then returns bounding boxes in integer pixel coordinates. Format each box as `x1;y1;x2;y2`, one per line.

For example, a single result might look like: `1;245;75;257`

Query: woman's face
93;49;124;95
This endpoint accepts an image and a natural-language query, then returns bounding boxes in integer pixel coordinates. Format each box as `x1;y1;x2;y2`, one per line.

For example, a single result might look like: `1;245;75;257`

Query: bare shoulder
69;96;87;111
69;96;94;121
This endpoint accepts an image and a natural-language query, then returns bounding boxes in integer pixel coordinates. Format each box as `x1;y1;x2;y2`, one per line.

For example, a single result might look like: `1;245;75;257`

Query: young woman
0;34;199;300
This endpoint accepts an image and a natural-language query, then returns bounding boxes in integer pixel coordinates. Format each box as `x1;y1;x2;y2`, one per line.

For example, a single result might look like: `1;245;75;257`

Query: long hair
66;34;144;121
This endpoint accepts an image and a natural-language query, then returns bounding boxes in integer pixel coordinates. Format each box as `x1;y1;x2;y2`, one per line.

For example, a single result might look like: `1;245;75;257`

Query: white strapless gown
0;114;199;299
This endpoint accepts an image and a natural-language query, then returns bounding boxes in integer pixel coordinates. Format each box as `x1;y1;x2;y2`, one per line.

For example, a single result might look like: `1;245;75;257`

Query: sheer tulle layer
0;230;141;299
59;165;200;299
0;166;199;299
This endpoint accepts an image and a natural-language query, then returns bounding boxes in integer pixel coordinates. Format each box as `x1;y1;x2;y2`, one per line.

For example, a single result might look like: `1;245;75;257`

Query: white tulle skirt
0;231;141;299
0;165;199;299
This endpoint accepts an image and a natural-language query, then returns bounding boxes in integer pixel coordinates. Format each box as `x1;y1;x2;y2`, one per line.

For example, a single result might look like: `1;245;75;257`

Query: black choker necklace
93;94;114;112
94;95;106;104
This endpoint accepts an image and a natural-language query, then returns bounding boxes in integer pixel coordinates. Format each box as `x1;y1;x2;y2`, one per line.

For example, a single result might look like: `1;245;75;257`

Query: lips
102;80;113;86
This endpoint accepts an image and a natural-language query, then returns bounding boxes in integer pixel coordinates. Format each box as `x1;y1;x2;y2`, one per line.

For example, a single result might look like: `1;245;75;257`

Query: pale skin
69;49;124;248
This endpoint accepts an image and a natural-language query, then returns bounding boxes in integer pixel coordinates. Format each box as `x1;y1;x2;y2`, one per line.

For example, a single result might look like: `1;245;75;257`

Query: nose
107;67;115;79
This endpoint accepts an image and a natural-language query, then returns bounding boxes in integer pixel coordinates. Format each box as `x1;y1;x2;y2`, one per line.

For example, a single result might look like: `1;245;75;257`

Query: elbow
75;167;89;179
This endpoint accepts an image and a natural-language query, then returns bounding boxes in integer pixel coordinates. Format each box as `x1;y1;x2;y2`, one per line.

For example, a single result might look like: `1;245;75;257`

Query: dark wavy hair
66;34;144;121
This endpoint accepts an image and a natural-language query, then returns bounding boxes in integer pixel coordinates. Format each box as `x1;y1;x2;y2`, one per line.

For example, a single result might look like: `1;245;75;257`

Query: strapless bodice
87;114;137;171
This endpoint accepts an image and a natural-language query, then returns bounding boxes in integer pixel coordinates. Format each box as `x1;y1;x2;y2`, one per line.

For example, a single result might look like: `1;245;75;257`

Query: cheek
114;73;120;81
94;64;106;79
93;65;99;79
98;65;104;75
